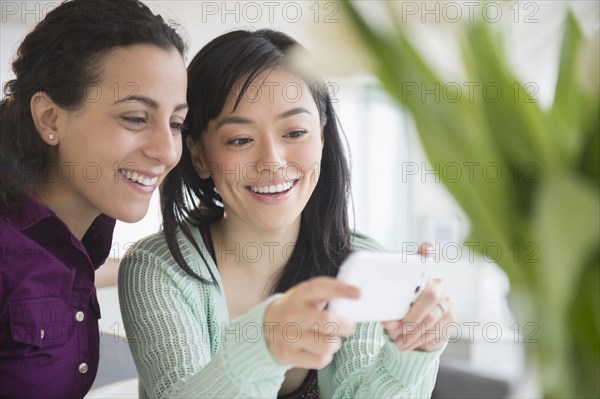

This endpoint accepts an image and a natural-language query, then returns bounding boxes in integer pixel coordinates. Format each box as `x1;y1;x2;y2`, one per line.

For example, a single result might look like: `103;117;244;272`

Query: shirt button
78;363;88;374
75;311;85;322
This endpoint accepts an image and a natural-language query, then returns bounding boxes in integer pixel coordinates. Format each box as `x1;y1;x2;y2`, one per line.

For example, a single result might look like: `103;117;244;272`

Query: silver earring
48;134;54;140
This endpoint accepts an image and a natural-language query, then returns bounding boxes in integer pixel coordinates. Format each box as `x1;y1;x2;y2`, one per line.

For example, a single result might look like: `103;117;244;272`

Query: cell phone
328;251;431;322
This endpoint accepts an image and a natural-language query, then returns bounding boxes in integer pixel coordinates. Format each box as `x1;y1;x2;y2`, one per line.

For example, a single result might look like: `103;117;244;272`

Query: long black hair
0;0;186;213
161;29;353;293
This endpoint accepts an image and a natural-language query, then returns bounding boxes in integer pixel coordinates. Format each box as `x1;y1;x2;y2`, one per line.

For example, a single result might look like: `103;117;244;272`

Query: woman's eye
121;116;147;126
227;137;253;146
170;122;186;134
285;130;308;139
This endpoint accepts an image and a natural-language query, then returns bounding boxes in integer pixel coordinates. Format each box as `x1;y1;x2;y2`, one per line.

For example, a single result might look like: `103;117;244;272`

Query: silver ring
436;302;446;314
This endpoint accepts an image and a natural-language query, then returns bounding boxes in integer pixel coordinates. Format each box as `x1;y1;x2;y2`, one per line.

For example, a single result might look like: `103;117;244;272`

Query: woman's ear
186;136;212;179
30;92;61;146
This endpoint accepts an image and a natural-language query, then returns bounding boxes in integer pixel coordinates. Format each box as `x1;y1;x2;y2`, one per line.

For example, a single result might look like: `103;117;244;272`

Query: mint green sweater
118;224;443;398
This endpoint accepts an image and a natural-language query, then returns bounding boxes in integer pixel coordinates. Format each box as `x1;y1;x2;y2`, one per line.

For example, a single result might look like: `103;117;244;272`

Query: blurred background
2;1;597;397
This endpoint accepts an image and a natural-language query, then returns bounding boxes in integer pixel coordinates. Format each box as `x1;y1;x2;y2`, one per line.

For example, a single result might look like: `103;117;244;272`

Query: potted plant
317;2;598;397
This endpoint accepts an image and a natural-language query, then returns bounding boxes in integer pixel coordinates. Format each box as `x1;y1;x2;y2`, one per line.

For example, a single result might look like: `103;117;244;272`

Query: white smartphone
328;251;431;322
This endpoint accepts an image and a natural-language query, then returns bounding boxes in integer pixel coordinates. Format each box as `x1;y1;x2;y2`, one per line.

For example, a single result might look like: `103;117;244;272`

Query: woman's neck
35;182;98;241
211;213;300;277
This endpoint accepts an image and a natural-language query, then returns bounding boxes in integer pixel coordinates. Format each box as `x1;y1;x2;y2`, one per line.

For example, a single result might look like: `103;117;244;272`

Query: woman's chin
109;207;149;224
254;215;301;232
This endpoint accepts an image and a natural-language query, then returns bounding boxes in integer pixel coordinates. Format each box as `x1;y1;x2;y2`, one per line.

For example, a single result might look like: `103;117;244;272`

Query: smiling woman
0;1;187;398
33;45;187;235
188;67;324;232
118;29;453;399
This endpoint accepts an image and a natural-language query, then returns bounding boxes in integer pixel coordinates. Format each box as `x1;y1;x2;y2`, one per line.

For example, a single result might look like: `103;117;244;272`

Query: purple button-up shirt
0;196;115;399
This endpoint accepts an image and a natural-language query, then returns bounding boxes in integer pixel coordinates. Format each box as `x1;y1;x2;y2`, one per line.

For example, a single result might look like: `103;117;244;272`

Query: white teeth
120;169;159;187
250;180;294;194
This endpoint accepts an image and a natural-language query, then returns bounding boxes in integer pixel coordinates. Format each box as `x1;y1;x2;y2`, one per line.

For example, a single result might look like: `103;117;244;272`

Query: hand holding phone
328;251;431;322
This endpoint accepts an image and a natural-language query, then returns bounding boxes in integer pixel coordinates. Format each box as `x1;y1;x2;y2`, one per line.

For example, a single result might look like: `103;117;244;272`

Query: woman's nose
143;123;180;166
256;138;285;173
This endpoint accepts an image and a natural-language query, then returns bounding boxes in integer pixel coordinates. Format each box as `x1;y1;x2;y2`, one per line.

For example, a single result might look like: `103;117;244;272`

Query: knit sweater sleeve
322;322;443;398
118;233;289;399
318;234;444;398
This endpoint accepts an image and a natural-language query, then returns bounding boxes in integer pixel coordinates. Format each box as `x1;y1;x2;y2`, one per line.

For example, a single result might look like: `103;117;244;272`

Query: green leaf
465;22;560;171
579;98;600;184
552;11;586;133
568;257;600;398
533;172;600;316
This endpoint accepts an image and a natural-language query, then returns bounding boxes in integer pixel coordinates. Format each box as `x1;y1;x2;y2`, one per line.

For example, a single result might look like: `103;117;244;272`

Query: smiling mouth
120;169;159;187
249;180;297;195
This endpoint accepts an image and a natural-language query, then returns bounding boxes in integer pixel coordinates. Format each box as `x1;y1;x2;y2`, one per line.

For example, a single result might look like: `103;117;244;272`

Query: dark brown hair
0;0;186;212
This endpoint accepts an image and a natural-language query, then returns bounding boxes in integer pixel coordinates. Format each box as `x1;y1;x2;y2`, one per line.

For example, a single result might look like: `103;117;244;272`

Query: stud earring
48;134;54;140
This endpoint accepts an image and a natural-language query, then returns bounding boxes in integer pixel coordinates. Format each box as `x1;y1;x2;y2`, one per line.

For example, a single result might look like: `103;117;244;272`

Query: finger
298;307;356;337
275;326;343;354
402;279;445;325
297;277;361;306
398;305;445;351
382;320;403;341
418;242;434;256
314;313;356;337
401;310;454;352
435;296;452;318
297;332;343;357
398;295;452;351
382;320;402;330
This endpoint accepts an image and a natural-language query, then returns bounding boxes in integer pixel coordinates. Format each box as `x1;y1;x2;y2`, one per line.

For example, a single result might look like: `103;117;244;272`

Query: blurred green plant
340;1;599;397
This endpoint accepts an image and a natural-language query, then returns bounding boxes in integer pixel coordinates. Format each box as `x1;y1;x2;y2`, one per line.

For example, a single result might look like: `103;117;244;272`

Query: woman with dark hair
0;0;188;397
119;29;453;398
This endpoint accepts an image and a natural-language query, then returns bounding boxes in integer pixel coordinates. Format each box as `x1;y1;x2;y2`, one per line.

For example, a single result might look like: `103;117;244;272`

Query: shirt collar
3;195;116;268
2;194;56;231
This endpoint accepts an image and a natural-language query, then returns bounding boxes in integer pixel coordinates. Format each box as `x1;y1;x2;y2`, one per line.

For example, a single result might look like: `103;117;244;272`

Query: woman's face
192;67;324;232
46;44;187;223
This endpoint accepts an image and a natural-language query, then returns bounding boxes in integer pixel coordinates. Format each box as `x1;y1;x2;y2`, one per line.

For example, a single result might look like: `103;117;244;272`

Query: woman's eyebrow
216;116;252;129
114;95;188;111
215;107;312;129
114;95;158;108
279;107;312;119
